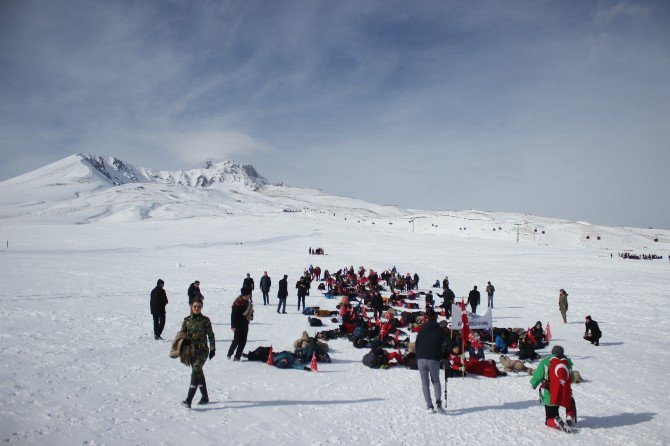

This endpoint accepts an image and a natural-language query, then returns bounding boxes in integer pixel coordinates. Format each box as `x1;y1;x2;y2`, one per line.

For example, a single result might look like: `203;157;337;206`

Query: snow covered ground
1;210;669;445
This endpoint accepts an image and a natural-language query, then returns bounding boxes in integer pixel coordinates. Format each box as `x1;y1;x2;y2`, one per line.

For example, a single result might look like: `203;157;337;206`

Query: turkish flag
548;357;573;408
545;323;552;341
527;328;536;344
461;309;470;344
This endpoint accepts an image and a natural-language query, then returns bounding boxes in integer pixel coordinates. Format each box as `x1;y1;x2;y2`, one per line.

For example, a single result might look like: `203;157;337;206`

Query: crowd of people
152;260;602;434
618;252;667;260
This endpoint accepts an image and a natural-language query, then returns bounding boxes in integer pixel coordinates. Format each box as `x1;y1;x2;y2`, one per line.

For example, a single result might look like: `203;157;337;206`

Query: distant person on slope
150;279;168;340
180;298;215;408
296;276;308;311
467;286;481;314
260;271;272;306
415;308;448;413
437;285;455;318
242;273;255;302
187;280;202;305
558;289;568;323
530;345;577;432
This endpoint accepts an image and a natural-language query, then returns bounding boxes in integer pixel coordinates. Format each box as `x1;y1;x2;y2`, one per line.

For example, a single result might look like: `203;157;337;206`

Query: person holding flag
530;345;577;433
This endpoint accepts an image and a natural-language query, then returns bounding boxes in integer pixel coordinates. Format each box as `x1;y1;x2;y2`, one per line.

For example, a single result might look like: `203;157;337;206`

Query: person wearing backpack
415;308;448;413
530;345;577;433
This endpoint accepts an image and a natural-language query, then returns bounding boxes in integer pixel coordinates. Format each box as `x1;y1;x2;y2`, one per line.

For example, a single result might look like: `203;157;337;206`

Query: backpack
246;346;271;362
308;317;323;327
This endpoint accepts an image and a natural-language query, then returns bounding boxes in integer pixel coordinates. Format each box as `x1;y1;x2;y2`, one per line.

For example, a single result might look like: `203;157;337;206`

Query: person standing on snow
180;298;215;408
260;271;272;306
228;287;253;361
559;289;569;323
187;280;202;305
530;345;577;432
467;286;481;314
277;274;288;314
415;308;448;413
150;279;168;340
296;276;308;311
486;281;495;308
242;273;255;302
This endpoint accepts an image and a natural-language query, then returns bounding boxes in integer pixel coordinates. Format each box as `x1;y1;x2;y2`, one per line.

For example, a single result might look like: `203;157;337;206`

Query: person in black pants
371;291;384;320
277;274;288;314
296;276;308;311
467;286;480;314
583;315;602;346
150;279;168;340
228;288;253;360
260;271;271;305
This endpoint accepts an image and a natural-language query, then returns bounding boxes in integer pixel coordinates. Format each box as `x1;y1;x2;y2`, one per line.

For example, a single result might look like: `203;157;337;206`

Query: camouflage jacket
181;313;215;351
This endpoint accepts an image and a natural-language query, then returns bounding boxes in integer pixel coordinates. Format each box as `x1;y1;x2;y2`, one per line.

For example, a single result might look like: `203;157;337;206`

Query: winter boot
435;400;444;413
197;378;209;405
546;416;571;433
181;385;197;409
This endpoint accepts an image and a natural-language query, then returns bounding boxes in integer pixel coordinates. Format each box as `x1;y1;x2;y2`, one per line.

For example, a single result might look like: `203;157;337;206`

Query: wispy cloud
1;0;669;227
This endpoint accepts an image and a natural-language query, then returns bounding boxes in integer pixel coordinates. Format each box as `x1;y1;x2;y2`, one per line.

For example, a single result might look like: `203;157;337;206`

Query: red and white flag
548;357;572;408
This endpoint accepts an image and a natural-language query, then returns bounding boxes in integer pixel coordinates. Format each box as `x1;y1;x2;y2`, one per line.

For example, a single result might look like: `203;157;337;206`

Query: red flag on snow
267;346;274;366
461;308;470;343
545;323;552;341
527;328;536;344
548;357;572;408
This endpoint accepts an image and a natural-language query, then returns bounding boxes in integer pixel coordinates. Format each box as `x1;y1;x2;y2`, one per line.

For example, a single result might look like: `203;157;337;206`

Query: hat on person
157;279;164;286
241;286;252;296
551;345;565;357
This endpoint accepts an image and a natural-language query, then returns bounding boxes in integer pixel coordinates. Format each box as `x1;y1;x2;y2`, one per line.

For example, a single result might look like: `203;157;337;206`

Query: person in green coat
558;289;568;323
530;345;577;432
181;298;215;408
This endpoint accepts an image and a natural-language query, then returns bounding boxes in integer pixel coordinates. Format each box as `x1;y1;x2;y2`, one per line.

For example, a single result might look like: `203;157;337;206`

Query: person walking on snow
180;298;215;408
415;308;448;413
486;281;495;308
559;289;569;323
150;279;168;340
530;345;577;432
228;287;253;361
467;286;481;314
260;271;271;306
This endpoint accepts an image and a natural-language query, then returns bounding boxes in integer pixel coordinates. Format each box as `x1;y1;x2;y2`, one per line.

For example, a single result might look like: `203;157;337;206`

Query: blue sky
1;0;669;228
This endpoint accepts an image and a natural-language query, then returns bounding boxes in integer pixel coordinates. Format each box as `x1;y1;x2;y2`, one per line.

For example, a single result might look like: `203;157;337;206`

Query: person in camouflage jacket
180;298;215;408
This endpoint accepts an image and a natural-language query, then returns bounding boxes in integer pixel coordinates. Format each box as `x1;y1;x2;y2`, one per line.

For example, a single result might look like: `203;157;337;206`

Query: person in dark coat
415;308;448;413
296;277;308;311
187;280;202;305
413;273;420;290
260;271;272;306
277;275;288;314
467;286;481;314
583;315;602;346
242;274;255;302
228;288;253;360
371;291;384;320
437;286;455;318
150;279;168;340
486;281;495;308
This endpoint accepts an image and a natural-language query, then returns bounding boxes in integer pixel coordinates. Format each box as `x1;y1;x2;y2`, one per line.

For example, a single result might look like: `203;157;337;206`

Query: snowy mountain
0;154;407;223
0;154;667;251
